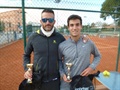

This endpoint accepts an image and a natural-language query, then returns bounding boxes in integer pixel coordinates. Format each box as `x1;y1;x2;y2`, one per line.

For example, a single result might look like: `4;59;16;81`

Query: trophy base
27;79;32;83
67;76;71;81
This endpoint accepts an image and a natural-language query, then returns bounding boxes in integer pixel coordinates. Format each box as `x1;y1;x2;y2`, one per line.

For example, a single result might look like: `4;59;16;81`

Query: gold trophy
26;64;33;83
65;63;73;81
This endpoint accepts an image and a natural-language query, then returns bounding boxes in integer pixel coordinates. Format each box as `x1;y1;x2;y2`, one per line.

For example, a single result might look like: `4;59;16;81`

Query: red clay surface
0;35;120;90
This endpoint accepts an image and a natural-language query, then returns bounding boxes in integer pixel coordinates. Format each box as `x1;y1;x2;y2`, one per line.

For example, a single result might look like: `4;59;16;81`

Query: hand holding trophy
26;64;33;83
65;63;73;81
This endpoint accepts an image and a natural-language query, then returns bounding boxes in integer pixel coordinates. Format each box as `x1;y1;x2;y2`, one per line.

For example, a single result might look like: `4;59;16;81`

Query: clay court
0;35;120;90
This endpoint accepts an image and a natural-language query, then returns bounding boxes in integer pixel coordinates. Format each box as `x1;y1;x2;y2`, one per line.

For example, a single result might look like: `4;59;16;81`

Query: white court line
96;42;118;47
98;46;118;49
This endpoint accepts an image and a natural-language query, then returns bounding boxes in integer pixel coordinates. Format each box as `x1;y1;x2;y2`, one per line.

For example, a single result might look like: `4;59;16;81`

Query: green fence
0;0;120;90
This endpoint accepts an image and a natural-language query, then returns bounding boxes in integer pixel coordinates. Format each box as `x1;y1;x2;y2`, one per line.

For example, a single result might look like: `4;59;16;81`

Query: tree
27;24;32;32
91;23;95;27
0;21;5;32
102;22;108;28
100;0;120;23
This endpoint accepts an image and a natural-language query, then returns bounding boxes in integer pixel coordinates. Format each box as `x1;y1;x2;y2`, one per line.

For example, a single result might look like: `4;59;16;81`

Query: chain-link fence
0;0;120;90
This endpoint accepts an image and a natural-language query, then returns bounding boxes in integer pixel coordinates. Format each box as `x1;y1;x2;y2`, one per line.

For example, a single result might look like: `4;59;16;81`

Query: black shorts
35;78;60;90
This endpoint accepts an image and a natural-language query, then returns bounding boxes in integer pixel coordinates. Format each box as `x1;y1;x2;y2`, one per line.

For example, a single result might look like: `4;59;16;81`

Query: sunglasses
42;18;54;23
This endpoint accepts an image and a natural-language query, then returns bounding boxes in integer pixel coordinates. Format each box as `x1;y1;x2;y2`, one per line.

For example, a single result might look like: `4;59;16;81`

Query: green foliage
0;21;5;32
100;0;120;20
57;24;69;35
58;26;64;33
26;24;32;32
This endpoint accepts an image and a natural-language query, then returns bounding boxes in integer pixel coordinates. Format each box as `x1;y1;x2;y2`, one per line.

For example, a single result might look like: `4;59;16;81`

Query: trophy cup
26;63;33;83
65;63;73;81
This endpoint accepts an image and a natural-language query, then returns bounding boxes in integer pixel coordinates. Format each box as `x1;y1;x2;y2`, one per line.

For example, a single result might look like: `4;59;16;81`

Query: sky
0;0;105;11
0;0;114;26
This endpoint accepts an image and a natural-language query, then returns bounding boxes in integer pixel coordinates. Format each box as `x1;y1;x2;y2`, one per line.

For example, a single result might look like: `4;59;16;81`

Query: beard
43;24;53;32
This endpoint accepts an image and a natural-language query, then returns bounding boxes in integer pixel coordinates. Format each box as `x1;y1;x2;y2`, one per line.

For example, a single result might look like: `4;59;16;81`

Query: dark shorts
35;78;60;90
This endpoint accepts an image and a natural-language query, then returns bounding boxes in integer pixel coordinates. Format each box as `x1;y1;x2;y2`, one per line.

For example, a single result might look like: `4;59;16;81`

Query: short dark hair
41;8;54;15
67;14;82;26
